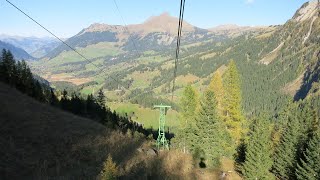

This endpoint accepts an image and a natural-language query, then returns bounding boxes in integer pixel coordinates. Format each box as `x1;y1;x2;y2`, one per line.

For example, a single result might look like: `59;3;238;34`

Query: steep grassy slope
0;82;143;179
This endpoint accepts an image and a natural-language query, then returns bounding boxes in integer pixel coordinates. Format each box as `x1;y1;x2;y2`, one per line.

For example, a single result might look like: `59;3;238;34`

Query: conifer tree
61;89;70;111
0;50;15;83
49;89;59;106
20;60;34;95
32;80;45;101
298;101;318;137
272;111;302;179
97;88;106;108
295;130;320;180
174;84;199;152
223;60;244;143
180;84;199;123
0;50;4;81
242;117;274;179
70;92;83;115
15;61;24;90
194;89;231;167
209;71;225;117
86;94;97;118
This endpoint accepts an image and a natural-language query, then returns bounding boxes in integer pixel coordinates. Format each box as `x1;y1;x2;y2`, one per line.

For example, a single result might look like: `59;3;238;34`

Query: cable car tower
154;104;171;150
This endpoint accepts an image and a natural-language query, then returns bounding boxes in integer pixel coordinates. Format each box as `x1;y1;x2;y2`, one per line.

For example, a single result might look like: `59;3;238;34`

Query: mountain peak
293;0;319;22
209;24;243;31
81;13;195;35
139;12;194;35
84;23;120;33
145;12;171;22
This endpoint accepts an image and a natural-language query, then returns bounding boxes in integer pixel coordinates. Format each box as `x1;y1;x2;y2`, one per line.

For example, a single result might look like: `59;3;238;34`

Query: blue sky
0;0;310;38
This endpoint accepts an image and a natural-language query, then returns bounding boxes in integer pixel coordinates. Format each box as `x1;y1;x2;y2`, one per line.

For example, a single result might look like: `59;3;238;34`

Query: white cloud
245;0;255;4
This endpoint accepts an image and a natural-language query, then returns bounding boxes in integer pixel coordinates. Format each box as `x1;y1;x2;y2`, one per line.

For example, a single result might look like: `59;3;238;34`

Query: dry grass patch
281;73;304;96
259;42;284;65
200;52;217;60
175;74;200;86
44;73;92;85
255;29;276;39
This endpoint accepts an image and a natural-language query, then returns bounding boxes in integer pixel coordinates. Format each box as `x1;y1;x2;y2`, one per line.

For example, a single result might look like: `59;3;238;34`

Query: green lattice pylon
154;104;171;150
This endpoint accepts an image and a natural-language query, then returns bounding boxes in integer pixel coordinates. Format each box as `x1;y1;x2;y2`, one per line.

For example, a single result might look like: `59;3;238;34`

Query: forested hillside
172;58;320;179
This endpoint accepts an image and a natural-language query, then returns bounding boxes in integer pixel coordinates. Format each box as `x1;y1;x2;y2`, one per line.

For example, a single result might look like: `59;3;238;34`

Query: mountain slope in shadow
0;82;145;179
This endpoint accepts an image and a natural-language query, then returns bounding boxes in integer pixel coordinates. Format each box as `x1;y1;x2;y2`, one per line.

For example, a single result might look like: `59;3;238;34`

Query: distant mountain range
0;13;262;60
45;12;265;59
0;35;60;58
0;40;34;61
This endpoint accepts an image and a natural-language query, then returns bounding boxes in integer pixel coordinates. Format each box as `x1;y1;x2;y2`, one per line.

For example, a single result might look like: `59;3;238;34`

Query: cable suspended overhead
5;0;126;89
172;0;186;100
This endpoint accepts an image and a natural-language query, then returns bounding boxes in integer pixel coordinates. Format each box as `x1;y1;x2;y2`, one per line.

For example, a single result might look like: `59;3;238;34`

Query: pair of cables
171;0;186;100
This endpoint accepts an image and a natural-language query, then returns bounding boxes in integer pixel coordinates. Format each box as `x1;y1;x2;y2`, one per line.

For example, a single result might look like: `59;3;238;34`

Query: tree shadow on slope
294;52;320;101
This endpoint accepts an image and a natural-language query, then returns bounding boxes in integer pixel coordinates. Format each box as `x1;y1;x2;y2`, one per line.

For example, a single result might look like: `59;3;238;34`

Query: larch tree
242;117;274;179
194;89;232;167
223;60;245;143
209;70;225;117
100;154;118;180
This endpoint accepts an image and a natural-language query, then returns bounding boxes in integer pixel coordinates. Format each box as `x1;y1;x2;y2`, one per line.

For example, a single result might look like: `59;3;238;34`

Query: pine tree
242;117;274;179
9;60;18;86
70;92;83;115
180;84;199;123
174;84;199;152
61;89;70;111
223;60;245;143
299;101;318;135
296;101;319;159
20;60;34;95
15;61;24;91
272;111;302;179
86;94;97;119
49;89;59;106
0;49;4;81
194;89;231;167
295;130;320;180
209;71;225;117
97;88;106;108
32;80;45;102
0;50;15;83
